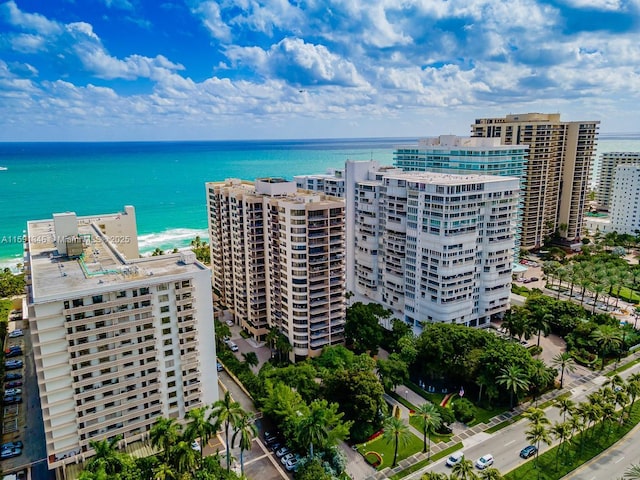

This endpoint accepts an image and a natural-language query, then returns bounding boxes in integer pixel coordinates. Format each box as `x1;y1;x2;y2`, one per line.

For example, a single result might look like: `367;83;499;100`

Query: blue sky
0;0;639;141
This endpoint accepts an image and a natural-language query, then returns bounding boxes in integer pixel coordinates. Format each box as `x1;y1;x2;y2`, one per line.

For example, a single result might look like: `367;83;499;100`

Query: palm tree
550;421;571;471
414;401;442;458
451;458;479;479
479;468;504;480
170;439;198;475
421;473;449;480
525;422;552;473
232;413;257;476
497;365;530;408
554;397;576;423
210;391;244;472
296;404;329;458
551;352;576;389
242;351;259;369
152;463;176;480
522;407;550;427
86;436;125;476
627;373;640;415
150;418;181;463
529;359;554;405
184;406;218;468
624;463;640;479
591;327;623;370
382;416;412;467
275;333;293;363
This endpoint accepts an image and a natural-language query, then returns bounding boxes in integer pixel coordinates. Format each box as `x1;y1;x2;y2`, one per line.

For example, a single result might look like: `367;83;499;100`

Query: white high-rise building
206;178;346;360
346;168;519;330
609;165;640;235
595;152;640;212
24;206;217;471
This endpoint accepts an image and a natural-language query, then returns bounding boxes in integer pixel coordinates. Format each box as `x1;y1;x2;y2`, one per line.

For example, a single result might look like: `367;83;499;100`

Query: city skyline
1;0;639;142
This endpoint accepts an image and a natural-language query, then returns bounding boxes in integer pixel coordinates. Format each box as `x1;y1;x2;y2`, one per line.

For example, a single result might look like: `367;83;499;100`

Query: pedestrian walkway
364;350;640;480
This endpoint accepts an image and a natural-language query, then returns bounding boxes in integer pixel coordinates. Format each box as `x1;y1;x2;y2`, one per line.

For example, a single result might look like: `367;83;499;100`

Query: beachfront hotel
23;206;217;471
206;178;346;361
595;152;640;212
392;135;528;259
346;167;519;331
471;113;599;249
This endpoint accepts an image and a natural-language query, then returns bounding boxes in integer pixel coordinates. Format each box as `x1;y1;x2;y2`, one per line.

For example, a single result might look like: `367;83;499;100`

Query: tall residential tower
472;113;599;249
206;178;346;360
24;206;217;471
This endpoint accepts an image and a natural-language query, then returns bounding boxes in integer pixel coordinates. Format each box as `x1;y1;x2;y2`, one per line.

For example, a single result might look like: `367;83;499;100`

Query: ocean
1;135;638;270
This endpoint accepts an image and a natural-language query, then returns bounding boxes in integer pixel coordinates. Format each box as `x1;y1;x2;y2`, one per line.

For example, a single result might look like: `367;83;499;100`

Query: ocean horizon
1;135;639;270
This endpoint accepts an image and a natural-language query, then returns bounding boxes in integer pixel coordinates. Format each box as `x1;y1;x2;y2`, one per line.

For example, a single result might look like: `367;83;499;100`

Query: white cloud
1;0;62;36
192;1;232;42
560;0;626;10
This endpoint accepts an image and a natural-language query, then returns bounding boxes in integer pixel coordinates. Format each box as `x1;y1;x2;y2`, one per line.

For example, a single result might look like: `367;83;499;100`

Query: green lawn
408;416;453;443
357;431;424;470
505;404;640;479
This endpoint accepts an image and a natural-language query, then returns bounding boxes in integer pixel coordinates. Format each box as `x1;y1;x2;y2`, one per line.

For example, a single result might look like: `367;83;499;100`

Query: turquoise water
0;136;637;269
0;139;401;267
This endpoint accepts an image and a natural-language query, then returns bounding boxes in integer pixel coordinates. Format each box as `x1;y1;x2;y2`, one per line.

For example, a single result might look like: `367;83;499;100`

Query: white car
4;388;21;396
446;451;464;467
228;341;239;352
191;440;201;452
8;330;23;338
475;454;494;470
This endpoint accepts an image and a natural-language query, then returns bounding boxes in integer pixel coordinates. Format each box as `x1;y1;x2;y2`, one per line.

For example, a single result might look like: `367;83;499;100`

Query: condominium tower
595;152;640;212
346;164;519;330
24;206;217;470
206;178;346;360
472;113;599;249
609;165;640;235
393;135;528;258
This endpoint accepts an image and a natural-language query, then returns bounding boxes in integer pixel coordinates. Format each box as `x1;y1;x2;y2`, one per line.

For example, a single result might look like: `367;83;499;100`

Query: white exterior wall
610;165;640;235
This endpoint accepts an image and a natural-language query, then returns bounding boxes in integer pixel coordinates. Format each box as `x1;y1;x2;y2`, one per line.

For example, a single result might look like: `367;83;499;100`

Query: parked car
191;440;201;452
4;373;22;381
5;345;22;353
1;441;23;451
5;350;22;358
8;330;23;338
3;396;22;405
520;445;538;459
275;446;291;458
4;388;21;396
228;342;239;352
0;447;21;459
530;277;539;282
4;381;22;388
446;451;464;467
285;456;300;471
225;320;234;327
216;362;223;372
4;360;23;370
268;442;282;452
280;452;295;465
475;454;494;470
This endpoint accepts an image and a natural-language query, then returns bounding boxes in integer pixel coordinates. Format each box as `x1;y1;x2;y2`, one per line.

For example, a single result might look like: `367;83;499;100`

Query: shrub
452;398;476;424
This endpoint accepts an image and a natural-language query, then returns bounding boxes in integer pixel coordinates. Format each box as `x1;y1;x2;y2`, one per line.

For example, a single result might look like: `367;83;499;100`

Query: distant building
206;178;346;360
472;113;599;249
393;135;528;258
294;168;346;197
346;166;519;331
609;165;640;235
24;206;217;471
595;152;640;212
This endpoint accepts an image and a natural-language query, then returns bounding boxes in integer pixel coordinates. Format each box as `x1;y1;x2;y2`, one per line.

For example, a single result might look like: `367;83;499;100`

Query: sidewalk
364;350;640;480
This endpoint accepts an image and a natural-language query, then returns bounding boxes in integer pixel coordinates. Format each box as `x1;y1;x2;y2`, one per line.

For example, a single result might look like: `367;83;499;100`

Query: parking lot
1;309;48;478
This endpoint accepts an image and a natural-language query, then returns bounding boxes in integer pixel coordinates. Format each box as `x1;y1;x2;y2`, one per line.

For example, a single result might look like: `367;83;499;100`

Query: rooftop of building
378;170;520;186
394;135;528;151
27;214;207;302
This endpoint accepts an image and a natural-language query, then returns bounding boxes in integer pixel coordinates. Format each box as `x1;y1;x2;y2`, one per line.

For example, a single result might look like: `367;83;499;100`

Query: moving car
520;445;537;459
475;454;494;470
8;330;23;338
446;451;464;467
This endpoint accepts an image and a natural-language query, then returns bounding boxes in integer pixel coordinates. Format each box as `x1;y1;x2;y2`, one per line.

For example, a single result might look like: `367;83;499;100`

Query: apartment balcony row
65;305;153;329
63;294;153;315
